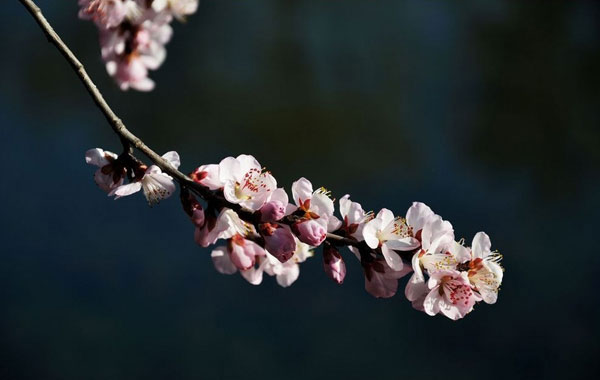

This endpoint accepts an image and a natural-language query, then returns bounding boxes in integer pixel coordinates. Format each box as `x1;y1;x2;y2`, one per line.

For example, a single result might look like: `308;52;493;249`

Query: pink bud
181;192;205;228
259;200;286;222
260;223;296;263
293;219;327;247
191;207;205;228
228;234;266;270
323;244;346;284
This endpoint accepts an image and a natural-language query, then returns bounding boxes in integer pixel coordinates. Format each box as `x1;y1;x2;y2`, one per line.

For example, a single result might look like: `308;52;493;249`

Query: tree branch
20;0;361;249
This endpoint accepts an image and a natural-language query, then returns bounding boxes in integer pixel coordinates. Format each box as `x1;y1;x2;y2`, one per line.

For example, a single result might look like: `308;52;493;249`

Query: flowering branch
21;0;504;321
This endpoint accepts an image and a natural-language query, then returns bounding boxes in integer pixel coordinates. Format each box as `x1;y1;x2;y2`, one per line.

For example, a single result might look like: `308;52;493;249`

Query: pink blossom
423;270;482;320
465;232;503;304
258;188;289;222
219;155;277;211
338;194;372;240
293;219;327;247
78;0;128;29
291;177;341;232
194;208;248;248
109;151;180;205
362;208;418;271
322;244;346;284
228;234;266;271
85;148;125;192
191;164;222;190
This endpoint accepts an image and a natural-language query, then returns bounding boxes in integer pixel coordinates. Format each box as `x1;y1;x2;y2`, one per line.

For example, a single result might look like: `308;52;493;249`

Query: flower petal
211;246;237;275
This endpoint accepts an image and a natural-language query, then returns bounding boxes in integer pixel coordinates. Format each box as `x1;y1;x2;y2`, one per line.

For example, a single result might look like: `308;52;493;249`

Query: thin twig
19;0;361;249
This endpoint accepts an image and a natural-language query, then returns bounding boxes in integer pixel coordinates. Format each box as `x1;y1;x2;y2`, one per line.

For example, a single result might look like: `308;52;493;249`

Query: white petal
268;188;289;204
110;182;142;199
406;202;434;231
381;244;404;271
385;237;420;251
339;194;351;219
85;148;112;167
327;215;342;233
423;288;441;316
472;231;492;259
235;154;261;173
405;273;428;302
376;208;395;227
291;177;313;206
161;151;181;170
218;156;241;183
362;219;382;249
311;192;334;217
276;264;300;288
211;246;237;275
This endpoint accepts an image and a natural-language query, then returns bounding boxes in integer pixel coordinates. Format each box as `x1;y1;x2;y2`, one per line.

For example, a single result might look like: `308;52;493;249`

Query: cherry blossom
85;148;125;192
79;0;197;91
423;270;482;320
219;155;277;211
405;212;457;308
338;194;372;241
291;177;341;232
466;232;504;304
82;147;503;320
362;208;419;271
109;151;180;205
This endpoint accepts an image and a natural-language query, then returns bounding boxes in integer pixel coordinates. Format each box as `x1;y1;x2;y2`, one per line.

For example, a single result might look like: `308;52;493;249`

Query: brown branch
20;0;360;249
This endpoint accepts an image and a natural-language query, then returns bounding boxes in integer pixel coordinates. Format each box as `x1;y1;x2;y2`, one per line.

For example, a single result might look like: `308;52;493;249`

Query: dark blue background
2;1;599;379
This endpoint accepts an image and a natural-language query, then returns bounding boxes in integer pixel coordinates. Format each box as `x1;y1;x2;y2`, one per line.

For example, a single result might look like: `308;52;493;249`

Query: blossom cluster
78;0;198;91
86;149;504;320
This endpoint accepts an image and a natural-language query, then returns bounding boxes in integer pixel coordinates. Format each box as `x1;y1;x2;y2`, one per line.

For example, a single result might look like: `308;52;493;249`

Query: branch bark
19;0;362;249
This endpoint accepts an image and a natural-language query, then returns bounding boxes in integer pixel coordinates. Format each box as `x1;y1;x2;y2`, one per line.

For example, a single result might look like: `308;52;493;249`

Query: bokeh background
2;1;600;379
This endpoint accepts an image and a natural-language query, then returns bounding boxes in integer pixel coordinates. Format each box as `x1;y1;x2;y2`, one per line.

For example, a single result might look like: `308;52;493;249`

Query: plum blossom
466;232;503;304
291;178;341;232
362;208;419;271
423;270;482;320
219;155;277;211
85;148;125;192
110;151;180;205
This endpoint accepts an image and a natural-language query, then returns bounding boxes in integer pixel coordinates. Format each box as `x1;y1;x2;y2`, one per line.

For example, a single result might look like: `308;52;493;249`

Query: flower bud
323;244;346;284
259;200;286;223
181;191;205;228
293;219;327;247
228;234;265;270
191;207;205;228
260;223;296;263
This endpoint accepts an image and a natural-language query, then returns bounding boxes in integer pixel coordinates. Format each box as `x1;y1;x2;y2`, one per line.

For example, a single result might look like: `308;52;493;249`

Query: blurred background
2;0;600;378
